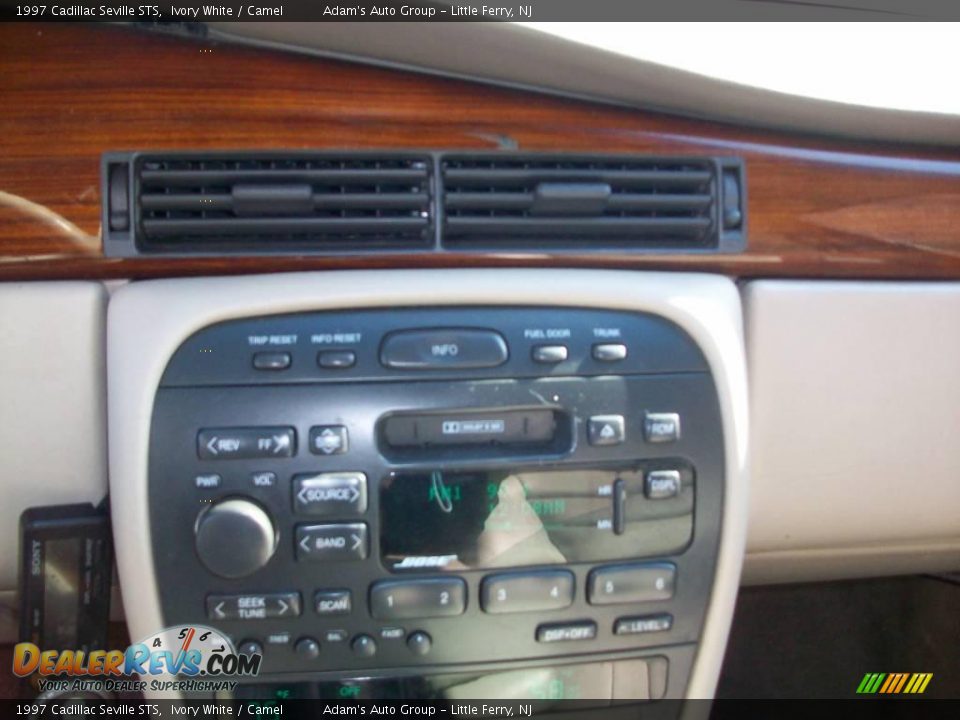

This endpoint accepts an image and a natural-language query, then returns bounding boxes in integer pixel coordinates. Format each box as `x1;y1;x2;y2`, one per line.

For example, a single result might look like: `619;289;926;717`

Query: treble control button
351;634;377;658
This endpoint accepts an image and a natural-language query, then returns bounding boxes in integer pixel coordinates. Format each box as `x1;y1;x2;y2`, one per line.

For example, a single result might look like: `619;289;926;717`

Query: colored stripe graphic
857;672;932;694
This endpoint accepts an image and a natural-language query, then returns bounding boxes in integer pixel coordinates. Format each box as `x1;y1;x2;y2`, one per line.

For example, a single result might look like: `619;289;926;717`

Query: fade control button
536;621;598;643
309;426;349;456
644;470;681;500
614;614;674;636
315;590;352;616
406;631;432;656
588;415;625;446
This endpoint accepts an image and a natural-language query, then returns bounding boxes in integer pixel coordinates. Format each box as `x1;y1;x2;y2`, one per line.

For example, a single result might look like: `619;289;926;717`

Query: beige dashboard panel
743;281;960;583
107;269;748;699
0;282;108;639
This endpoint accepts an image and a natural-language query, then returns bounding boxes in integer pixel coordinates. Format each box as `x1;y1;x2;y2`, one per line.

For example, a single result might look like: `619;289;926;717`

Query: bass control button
293;472;367;515
370;578;467;620
536;621;598;643
380;329;508;370
296;523;368;562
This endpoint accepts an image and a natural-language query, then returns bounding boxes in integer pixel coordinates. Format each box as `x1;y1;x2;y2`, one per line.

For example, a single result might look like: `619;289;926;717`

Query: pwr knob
194;498;277;579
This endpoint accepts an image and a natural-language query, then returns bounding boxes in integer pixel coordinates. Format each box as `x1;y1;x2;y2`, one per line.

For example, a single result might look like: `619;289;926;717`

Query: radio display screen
380;469;619;572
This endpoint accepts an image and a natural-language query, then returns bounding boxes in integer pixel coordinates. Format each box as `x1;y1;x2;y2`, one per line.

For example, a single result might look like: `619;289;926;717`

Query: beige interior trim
206;21;960;146
0;282;108;598
743;280;960;581
107;269;749;699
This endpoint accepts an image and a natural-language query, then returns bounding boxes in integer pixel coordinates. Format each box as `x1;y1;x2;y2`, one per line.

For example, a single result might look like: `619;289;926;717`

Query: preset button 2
370;578;467;620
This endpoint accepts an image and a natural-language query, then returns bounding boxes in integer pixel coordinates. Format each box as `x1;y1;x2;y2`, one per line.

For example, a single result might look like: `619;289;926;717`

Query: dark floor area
716;574;960;699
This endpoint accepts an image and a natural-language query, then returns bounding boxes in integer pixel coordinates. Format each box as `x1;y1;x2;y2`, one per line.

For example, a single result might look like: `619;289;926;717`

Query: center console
107;270;748;703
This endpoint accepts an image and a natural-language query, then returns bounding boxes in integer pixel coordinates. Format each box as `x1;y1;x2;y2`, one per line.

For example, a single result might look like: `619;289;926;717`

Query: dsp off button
536;621;598;644
380;329;508;370
370;578;467;620
588;563;676;605
206;592;302;621
197;427;296;460
293;472;367;515
296;523;368;561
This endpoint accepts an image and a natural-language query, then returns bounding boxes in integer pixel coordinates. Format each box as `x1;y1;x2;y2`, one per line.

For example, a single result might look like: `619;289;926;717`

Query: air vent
103;153;434;255
440;155;744;251
102;151;745;257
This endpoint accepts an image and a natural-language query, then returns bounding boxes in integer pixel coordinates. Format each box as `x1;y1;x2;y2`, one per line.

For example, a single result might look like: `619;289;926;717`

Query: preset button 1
370;578;467;620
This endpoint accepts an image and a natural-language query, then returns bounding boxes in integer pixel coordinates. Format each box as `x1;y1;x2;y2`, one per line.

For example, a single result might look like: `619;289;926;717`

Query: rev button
294;473;367;516
197;427;295;460
296;523;368;562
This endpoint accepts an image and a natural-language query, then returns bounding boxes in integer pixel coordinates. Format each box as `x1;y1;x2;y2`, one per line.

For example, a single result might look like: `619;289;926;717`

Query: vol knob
195;498;277;579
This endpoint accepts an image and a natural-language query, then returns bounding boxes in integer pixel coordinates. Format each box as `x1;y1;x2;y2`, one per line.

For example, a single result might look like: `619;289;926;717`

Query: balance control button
317;350;357;369
252;351;292;371
406;631;432;656
314;590;352;616
197;427;296;460
531;344;568;364
380;329;508;370
195;499;277;579
296;523;368;562
294;472;367;515
370;578;467;620
294;637;321;661
309;426;349;456
206;592;302;621
644;470;681;500
325;629;348;643
588;415;625;446
536;621;598;644
195;473;221;489
592;343;628;362
480;570;574;614
644;413;681;443
588;563;676;605
237;639;263;657
614;614;674;636
351;634;377;658
250;471;276;488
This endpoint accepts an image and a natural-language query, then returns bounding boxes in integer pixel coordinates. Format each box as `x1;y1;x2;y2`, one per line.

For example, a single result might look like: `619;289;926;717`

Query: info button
294;473;367;516
380;329;508;370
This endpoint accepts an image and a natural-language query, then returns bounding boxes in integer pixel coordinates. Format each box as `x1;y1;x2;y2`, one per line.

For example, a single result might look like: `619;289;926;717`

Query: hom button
380;329;508;370
644;413;681;443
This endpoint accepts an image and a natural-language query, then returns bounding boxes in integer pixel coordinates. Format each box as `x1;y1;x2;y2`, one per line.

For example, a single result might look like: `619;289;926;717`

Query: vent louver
441;155;742;251
101;151;745;257
127;154;433;253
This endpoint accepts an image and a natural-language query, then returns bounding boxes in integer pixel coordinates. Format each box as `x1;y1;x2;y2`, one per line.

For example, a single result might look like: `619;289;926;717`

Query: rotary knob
194;498;277;579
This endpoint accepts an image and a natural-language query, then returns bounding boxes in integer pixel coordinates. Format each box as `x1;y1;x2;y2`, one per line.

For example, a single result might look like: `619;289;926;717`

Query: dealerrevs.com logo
13;625;260;694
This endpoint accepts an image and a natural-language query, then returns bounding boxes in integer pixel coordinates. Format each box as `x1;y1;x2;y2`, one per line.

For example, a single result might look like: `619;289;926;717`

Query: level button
614;614;673;635
380;329;508;370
